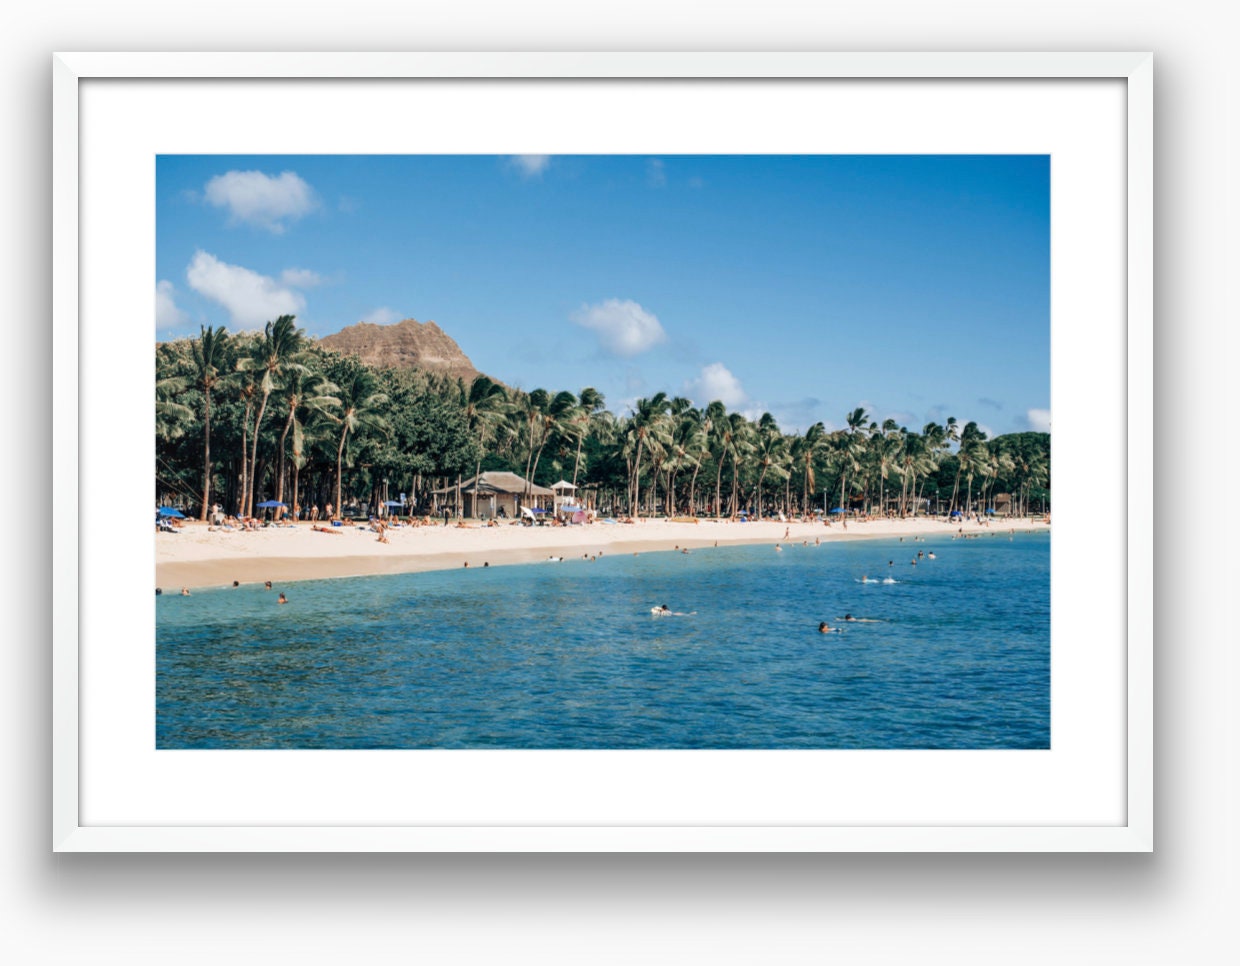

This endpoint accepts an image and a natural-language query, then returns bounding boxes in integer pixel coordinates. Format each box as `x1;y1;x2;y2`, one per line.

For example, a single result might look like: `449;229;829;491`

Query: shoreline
156;516;1049;590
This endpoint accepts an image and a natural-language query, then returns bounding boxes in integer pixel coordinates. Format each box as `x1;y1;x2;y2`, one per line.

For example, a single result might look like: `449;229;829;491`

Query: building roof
431;471;555;496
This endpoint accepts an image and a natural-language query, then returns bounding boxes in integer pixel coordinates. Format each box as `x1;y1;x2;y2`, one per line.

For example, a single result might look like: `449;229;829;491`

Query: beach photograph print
155;155;1051;750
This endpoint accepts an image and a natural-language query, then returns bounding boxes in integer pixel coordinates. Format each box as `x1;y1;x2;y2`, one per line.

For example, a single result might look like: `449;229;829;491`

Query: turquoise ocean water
156;530;1050;749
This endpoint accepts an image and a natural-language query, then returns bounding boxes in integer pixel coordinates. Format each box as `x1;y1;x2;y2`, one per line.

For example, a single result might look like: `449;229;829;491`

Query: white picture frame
52;51;1152;852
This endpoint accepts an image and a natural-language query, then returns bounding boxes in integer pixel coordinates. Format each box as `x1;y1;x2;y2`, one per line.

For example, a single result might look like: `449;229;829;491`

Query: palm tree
669;403;707;515
517;388;551;498
529;390;578;493
570;387;606;489
956;422;988;515
189;325;230;520
237;315;306;516
704;400;729;518
722;412;755;517
626;392;670;515
753;412;786;519
233;367;259;517
155;375;193;443
874;418;903;517
460;375;509;513
836;406;869;511
326;366;389;519
289;403;337;524
274;368;339;517
794;422;827;516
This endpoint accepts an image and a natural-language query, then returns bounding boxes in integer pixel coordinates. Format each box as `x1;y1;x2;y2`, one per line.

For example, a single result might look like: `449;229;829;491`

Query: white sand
155;515;1048;589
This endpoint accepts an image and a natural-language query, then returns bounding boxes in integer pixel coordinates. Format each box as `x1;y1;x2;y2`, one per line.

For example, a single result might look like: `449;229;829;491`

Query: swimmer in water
882;576;897;584
928;552;936;559
277;593;287;604
652;604;672;615
775;544;782;552
818;621;842;634
838;614;882;623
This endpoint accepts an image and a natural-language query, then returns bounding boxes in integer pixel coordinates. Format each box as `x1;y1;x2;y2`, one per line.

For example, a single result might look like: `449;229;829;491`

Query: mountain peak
317;317;479;382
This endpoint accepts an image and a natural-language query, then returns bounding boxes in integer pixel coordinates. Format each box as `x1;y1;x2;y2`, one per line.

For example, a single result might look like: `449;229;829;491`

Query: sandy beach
155;515;1049;590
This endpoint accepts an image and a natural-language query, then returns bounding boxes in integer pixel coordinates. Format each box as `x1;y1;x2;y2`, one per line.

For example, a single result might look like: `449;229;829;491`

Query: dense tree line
156;318;1050;521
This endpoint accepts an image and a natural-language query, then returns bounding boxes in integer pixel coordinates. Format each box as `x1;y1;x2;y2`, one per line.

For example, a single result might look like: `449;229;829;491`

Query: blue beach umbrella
256;500;287;509
986;508;996;514
829;507;845;514
157;506;185;518
950;510;963;517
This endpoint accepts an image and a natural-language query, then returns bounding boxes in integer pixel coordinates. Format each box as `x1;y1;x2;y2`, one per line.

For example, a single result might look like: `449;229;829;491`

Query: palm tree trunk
275;406;295;519
200;390;212;520
572;433;585;489
335;428;349;520
688;457;702;517
239;402;252;516
631;440;644;517
248;390;271;518
292;462;301;523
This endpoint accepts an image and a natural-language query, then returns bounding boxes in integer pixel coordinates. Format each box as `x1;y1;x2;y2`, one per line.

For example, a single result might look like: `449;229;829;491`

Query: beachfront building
432;471;554;520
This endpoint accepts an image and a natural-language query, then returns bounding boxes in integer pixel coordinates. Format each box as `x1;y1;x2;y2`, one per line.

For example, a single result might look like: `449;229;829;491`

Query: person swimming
651;604;672;615
818;621;842;634
881;576;897;584
928;552;936;559
838;614;882;623
277;592;287;604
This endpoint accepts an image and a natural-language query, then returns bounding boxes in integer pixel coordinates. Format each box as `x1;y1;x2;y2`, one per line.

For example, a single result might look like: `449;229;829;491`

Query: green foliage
156;326;1051;518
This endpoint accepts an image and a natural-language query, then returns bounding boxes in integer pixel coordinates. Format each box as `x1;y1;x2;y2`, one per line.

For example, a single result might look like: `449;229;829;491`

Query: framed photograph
53;52;1152;852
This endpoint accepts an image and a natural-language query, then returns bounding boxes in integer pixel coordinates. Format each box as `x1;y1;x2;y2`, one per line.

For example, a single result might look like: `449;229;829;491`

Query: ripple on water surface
157;531;1050;749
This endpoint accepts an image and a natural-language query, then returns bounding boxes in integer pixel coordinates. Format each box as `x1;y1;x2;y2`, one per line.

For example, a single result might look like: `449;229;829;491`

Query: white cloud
510;155;551;177
1026;408;1052;432
647;158;667;188
686;362;748;408
571;298;667;356
360;307;400;325
203;170;317;233
185;250;305;329
155;280;188;328
280;268;323;288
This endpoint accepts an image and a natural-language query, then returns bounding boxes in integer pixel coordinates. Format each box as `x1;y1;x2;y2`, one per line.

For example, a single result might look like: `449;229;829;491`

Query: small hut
550;480;577;510
433;472;554;520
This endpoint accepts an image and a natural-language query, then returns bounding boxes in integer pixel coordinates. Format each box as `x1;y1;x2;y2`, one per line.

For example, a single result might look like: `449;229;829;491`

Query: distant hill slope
317;318;480;383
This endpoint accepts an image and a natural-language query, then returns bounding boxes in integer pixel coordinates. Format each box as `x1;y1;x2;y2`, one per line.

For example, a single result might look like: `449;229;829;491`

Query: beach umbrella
157;506;185;518
950;510;963;517
829;507;845;514
256;500;287;509
383;500;403;507
985;508;996;514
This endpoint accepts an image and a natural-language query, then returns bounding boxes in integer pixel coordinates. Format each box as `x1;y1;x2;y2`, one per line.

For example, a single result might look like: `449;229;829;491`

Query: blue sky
156;154;1050;436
